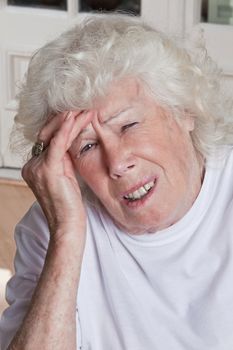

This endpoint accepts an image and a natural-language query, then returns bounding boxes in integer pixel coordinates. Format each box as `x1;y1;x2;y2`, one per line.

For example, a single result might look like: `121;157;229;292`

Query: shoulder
0;202;49;350
15;201;50;246
17;200;49;232
206;146;233;200
226;146;233;167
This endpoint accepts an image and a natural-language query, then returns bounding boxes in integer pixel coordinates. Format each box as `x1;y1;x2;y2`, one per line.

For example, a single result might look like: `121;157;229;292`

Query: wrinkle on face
69;78;204;234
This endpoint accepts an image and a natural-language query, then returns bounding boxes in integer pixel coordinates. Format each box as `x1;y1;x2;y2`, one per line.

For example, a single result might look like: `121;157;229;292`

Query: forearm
8;233;85;350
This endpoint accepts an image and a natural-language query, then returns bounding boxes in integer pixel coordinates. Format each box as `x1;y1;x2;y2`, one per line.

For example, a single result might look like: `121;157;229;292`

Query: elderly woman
0;13;233;350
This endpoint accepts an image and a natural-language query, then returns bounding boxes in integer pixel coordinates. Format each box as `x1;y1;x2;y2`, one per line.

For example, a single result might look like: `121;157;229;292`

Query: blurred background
0;0;233;313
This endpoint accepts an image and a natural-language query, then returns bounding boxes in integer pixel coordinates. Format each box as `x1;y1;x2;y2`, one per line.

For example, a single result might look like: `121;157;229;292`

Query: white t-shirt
1;148;233;350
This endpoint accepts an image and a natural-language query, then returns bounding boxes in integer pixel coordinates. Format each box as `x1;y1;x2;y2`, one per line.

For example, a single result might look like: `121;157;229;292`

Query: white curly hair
11;13;233;159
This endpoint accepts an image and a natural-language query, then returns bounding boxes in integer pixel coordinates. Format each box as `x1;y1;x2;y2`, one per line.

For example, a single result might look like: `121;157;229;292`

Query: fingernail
65;111;73;120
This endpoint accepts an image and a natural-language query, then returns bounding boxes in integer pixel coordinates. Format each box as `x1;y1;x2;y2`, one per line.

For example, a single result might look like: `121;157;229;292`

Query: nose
104;139;135;180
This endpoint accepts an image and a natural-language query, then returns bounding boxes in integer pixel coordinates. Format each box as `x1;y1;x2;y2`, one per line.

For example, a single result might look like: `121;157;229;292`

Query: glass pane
201;0;233;25
79;0;141;15
7;0;67;11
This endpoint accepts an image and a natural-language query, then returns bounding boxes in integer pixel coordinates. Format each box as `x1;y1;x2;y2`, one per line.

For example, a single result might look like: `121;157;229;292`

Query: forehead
94;78;142;122
77;78;152;137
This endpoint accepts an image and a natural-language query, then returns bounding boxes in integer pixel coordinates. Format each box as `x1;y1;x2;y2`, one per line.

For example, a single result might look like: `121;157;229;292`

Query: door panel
0;3;78;168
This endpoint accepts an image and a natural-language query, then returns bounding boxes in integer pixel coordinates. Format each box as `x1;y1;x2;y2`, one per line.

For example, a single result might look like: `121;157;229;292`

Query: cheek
134;130;173;166
72;155;94;185
75;152;106;193
139;131;192;190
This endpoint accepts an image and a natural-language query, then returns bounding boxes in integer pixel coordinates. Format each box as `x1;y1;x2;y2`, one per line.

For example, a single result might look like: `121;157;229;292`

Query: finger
38;112;66;146
66;110;96;150
63;152;79;181
38;110;83;147
22;150;44;186
45;110;95;166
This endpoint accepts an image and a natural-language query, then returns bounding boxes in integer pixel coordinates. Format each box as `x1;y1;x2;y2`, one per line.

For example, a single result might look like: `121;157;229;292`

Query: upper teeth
124;181;155;200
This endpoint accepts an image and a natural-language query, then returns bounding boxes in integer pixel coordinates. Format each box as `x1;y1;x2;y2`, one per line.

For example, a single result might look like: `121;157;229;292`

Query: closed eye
121;122;138;132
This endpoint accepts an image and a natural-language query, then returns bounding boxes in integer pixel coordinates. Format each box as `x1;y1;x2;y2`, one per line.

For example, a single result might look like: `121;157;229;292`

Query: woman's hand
9;112;94;350
22;110;94;242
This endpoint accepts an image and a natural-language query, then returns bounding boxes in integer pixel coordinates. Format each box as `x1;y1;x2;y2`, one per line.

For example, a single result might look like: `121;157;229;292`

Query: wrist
49;220;86;239
48;226;86;261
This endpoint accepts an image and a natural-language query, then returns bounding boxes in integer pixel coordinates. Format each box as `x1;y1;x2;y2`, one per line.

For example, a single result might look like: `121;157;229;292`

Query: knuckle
22;161;47;188
50;134;60;147
38;127;48;142
21;164;28;180
21;163;34;184
38;130;45;141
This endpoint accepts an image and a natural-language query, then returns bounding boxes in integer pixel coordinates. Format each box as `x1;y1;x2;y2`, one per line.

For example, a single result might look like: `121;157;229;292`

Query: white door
0;0;79;170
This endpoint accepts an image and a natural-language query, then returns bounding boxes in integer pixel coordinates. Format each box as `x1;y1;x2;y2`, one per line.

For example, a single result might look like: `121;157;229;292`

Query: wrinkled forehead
76;78;145;137
93;78;142;123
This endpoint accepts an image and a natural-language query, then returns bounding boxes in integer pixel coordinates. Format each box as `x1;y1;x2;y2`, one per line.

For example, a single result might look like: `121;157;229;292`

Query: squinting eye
80;143;96;155
121;122;138;132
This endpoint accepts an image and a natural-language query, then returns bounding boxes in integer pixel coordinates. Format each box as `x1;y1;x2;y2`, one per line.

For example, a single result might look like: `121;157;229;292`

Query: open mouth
123;180;155;202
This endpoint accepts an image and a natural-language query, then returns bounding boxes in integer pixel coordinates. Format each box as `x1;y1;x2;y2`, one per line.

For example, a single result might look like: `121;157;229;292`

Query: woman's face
70;79;204;234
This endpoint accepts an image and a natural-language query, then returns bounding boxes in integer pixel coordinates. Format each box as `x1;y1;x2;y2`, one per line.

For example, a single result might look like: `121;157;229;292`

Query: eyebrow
102;106;133;124
79;106;133;136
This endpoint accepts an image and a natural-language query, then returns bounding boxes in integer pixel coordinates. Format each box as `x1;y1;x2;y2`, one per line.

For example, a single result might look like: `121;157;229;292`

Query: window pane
201;0;233;25
7;0;67;11
79;0;141;15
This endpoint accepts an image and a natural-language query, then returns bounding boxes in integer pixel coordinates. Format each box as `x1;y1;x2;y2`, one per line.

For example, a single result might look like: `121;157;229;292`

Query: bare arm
9;236;84;350
8;111;94;350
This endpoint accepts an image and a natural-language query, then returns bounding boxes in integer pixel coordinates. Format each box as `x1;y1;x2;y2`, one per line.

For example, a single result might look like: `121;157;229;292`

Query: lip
119;176;157;209
122;178;157;209
121;176;157;198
